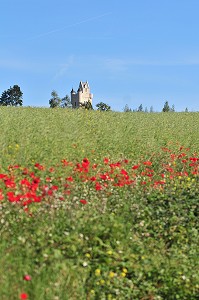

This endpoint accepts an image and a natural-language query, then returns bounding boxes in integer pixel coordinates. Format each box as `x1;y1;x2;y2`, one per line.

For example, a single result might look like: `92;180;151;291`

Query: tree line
123;101;184;113
0;85;190;112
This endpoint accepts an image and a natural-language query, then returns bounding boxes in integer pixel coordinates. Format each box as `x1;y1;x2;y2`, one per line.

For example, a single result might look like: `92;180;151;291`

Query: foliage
49;91;72;109
149;106;154;113
171;104;175;112
123;104;132;112
0;85;23;106
60;95;72;108
137;104;143;112
0;107;199;299
80;100;93;110
49;90;61;108
162;101;171;112
96;102;111;111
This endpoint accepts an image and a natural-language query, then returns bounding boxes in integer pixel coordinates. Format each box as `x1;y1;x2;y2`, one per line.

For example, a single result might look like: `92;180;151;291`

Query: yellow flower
100;279;105;285
95;269;101;276
107;250;112;255
109;271;115;278
120;272;126;277
85;253;91;258
90;290;95;295
122;268;128;273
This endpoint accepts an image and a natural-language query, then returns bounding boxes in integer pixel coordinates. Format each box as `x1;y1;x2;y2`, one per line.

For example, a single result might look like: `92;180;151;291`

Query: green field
0;107;198;299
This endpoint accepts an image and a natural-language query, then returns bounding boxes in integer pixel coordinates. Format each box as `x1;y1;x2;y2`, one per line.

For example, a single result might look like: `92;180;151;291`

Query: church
70;81;93;108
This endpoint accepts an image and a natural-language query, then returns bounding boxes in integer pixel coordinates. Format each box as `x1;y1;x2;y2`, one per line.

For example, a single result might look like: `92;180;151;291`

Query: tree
49;90;61;108
137;104;143;112
82;100;93;110
171;104;175;112
0;85;23;106
185;107;188;112
162;101;170;112
96;102;111;111
60;95;72;108
149;106;154;113
144;107;148;113
123;104;132;112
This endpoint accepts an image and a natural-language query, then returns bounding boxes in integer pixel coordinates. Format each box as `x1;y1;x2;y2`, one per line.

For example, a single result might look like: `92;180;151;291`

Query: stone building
71;81;93;108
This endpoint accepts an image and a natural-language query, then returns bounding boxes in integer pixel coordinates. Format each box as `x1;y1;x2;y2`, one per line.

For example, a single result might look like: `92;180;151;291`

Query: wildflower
20;293;28;300
51;185;58;191
95;182;102;191
104;157;109;164
95;269;101;276
109;271;116;278
80;199;87;205
132;165;139;170
123;159;129;164
23;275;31;281
85;253;91;258
122;268;128;273
82;261;88;267
120;169;128;176
120;272;126;277
34;163;45;170
143;161;152;166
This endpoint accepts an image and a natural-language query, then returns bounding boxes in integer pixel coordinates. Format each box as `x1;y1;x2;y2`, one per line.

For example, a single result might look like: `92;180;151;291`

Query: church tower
71;81;93;108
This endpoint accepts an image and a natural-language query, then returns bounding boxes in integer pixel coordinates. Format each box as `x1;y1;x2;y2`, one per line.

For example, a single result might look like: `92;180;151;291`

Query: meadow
0;107;198;300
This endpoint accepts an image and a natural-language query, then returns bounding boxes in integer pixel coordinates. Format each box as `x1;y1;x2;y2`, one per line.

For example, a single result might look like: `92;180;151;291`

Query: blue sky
1;0;199;111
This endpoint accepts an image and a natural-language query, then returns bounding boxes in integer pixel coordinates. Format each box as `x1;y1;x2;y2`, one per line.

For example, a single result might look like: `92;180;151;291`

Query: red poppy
95;182;102;191
80;199;87;205
34;163;45;170
120;169;128;175
143;161;152;166
103;157;109;164
0;190;4;200
66;176;73;182
20;293;28;300
132;165;139;170
23;275;31;281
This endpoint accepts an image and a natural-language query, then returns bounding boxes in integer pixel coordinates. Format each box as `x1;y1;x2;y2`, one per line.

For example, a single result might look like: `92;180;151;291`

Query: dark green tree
49;90;61;108
60;95;72;108
0;90;9;106
137;104;143;112
96;102;111;111
185;107;188;112
123;104;132;112
162;101;170;112
0;85;23;106
79;100;93;110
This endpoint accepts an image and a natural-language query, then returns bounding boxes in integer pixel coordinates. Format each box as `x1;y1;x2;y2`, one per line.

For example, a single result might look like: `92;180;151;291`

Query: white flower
82;262;88;267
